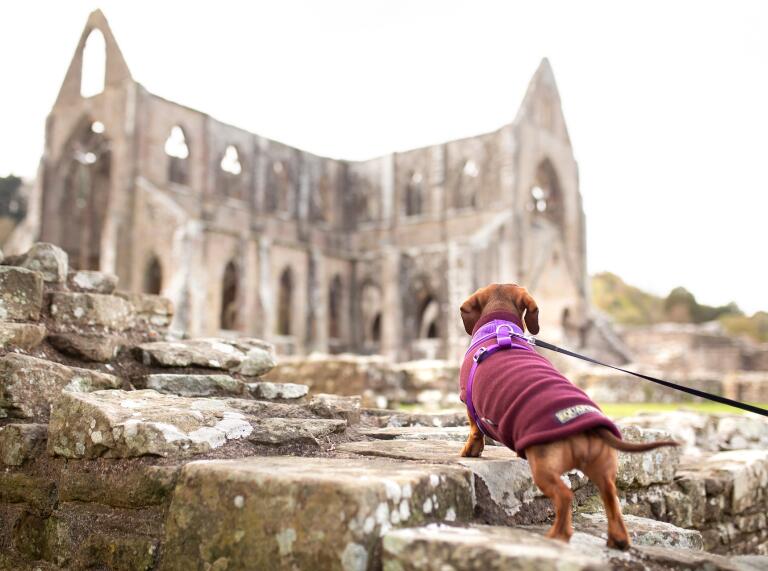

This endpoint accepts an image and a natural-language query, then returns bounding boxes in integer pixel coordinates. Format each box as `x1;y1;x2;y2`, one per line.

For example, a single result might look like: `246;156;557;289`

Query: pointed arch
418;296;440;339
404;171;423;216
165;126;190;185
143;254;163;295
80;29;106;98
529;158;563;226
220;260;240;330
277;267;294;335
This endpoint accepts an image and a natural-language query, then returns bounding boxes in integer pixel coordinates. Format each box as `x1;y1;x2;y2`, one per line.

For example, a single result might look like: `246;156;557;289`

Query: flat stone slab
382;525;608;570
0;423;47;466
161;457;474;570
247;381;309;401
573;513;704;550
248;418;346;446
340;440;559;523
48;332;123;362
68;270;118;294
136;338;276;376
47;389;254;459
360;426;472;442
368;409;468;428
0;322;46;351
0;266;44;321
49;292;135;331
0;353;121;420
146;373;245;397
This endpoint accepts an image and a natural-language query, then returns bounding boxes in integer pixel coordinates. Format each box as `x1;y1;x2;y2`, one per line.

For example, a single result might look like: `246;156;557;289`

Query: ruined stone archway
529;158;563;227
143;254;163;295
56;119;112;271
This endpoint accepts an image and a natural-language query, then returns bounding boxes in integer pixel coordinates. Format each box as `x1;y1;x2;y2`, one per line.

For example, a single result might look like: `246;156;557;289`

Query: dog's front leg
460;409;485;457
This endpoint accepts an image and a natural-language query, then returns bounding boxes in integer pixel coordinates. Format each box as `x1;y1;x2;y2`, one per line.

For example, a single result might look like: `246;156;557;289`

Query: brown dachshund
458;283;678;549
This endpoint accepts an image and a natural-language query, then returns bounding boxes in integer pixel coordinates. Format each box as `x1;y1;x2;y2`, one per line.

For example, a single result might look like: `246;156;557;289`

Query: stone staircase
1;243;768;570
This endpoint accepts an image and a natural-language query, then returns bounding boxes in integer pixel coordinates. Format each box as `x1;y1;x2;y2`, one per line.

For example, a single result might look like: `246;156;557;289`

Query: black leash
518;334;768;418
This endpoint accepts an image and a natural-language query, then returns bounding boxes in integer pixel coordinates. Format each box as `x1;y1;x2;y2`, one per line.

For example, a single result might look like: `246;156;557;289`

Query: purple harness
464;319;534;437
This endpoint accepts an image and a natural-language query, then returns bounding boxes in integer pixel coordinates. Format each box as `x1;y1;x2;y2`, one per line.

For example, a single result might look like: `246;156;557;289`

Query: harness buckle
495;323;514;347
473;347;488;362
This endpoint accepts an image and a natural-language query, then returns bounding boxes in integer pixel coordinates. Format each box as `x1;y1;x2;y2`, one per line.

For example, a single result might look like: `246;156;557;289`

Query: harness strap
465;324;529;436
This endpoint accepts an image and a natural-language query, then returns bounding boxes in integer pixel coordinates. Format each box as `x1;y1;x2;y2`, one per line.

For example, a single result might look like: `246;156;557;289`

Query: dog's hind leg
582;444;630;550
527;444;574;543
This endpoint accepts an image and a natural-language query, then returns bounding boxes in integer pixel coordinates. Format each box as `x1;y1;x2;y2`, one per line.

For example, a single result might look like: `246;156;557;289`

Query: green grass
601;402;768;418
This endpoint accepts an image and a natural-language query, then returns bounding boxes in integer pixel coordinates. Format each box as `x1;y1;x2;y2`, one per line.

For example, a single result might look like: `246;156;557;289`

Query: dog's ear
516;287;540;334
459;288;484;335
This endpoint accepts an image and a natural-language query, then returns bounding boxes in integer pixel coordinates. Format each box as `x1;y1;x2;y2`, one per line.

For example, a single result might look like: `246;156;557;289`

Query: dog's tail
595;428;679;453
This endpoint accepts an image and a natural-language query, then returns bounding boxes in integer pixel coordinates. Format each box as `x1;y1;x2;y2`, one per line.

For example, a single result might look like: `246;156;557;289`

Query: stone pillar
306;248;327;353
380;246;401;361
257;237;272;340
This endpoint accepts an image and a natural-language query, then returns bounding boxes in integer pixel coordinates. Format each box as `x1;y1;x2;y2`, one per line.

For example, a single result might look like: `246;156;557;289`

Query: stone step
136;338;275;376
383;524;750;571
247;381;309;401
571;512;704;550
0;322;46;351
0;353;121;421
0;266;44;321
360;426;473;443
49;291;135;331
382;525;608;570
160;456;474;570
145;373;245;397
361;408;468;429
47;389;256;459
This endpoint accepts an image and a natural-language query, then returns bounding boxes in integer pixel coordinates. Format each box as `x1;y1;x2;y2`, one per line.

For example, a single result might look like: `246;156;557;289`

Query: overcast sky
1;1;767;313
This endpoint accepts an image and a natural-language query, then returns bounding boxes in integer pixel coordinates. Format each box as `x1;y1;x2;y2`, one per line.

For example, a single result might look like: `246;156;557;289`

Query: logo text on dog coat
555;405;601;424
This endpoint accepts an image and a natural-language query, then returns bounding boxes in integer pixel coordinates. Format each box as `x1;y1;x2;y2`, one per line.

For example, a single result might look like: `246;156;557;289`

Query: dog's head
459;283;540;336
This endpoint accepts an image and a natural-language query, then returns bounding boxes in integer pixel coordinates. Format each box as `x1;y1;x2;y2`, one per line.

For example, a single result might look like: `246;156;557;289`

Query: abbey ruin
27;10;591;361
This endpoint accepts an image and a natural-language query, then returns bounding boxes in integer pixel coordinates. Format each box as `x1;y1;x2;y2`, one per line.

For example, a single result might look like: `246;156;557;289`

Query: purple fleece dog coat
459;310;621;459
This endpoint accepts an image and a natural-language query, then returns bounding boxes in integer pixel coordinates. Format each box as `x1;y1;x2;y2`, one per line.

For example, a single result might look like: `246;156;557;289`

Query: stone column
380;246;401;361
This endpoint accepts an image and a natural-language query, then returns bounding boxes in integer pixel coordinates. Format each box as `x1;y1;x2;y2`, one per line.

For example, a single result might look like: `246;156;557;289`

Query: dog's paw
606;536;630;551
460;440;484;457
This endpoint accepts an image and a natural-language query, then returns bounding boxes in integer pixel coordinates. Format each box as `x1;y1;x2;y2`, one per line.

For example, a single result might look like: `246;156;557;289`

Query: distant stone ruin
1;241;767;570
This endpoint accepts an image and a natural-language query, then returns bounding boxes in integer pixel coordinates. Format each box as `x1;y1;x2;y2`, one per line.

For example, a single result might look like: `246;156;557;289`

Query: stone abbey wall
1;242;767;570
22;10;600;363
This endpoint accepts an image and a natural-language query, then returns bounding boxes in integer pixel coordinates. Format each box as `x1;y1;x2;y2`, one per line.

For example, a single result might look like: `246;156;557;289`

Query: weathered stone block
137;338;273;372
116;291;174;327
0;353;121;420
59;464;180;508
0;423;47;465
0;322;46;350
75;533;158;571
248;418;346;446
574;512;704;550
309;393;362;424
49;292;135;331
615;425;680;488
0;266;44;321
236;346;277;377
382;525;608;571
6;242;68;283
47;389;254;459
48;332;123;362
0;472;57;510
146;373;244;397
161;457;474;570
68;270;118;294
247;381;309;401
